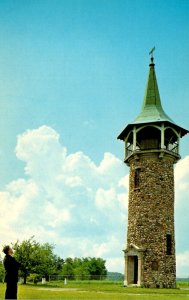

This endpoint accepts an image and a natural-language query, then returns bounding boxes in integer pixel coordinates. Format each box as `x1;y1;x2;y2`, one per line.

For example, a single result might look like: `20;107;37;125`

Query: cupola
118;52;189;164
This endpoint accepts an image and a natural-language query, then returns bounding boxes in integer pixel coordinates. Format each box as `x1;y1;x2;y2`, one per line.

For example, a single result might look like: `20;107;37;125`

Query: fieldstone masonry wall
126;151;176;288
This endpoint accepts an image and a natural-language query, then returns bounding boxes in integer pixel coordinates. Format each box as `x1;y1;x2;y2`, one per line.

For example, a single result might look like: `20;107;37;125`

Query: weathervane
149;46;155;63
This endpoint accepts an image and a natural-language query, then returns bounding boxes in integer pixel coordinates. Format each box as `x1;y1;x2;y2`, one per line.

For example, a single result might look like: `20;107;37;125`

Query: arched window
137;126;161;150
164;128;179;154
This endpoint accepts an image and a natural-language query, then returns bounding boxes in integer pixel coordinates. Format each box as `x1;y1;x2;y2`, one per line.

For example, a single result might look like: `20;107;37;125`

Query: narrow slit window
134;168;141;188
166;234;172;255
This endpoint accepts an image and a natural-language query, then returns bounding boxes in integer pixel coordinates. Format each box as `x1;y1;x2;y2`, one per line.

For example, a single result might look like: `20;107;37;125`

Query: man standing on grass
2;245;20;299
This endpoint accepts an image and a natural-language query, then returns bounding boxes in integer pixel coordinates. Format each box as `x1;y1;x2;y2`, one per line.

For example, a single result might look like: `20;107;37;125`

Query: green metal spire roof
117;54;189;141
133;57;174;124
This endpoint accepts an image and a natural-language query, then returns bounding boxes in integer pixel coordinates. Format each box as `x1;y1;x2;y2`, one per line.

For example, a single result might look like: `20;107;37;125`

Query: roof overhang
117;120;189;141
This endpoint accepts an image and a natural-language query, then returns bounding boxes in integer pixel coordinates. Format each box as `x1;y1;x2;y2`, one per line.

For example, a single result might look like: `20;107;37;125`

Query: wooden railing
125;142;179;159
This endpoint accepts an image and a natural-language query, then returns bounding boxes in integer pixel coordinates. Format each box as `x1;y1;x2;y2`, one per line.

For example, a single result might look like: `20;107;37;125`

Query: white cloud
95;188;117;210
0;179;39;244
106;257;125;274
173;155;189;277
175;155;189;261
0;126;128;272
15;126;66;184
176;251;189;278
175;156;189;185
44;202;71;228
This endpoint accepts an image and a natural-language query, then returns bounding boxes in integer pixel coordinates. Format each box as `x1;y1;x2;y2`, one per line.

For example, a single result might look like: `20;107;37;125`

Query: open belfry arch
118;50;188;288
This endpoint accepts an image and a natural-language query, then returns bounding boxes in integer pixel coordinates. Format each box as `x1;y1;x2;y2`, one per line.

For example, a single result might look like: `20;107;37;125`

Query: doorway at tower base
123;244;144;287
123;243;176;288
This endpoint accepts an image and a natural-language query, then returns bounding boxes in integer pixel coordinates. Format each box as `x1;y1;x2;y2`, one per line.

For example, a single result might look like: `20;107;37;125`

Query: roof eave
117;120;189;141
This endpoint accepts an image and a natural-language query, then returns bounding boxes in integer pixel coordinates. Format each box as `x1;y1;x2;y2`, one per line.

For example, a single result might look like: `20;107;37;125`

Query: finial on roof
149;46;155;65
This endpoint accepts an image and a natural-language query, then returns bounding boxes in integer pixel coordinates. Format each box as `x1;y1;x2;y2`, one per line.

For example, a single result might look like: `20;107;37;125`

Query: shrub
27;273;41;284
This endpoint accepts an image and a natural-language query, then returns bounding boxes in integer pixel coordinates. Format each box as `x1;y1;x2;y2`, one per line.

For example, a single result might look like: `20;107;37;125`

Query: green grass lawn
0;281;189;299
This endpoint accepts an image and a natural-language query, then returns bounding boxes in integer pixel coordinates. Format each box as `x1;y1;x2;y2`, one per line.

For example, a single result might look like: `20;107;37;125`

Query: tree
12;237;64;284
73;258;90;280
0;256;5;282
84;257;107;280
60;257;107;280
12;237;36;284
61;257;75;279
30;242;60;277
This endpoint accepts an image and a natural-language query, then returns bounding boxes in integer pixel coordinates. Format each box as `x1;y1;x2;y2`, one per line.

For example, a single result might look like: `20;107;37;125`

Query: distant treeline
107;272;124;281
176;278;189;282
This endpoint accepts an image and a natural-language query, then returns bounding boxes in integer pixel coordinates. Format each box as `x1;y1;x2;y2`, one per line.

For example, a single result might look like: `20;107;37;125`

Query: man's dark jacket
3;255;20;283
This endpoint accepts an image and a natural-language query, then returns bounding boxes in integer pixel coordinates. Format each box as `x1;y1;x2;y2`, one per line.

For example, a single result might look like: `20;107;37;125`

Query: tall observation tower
117;51;188;288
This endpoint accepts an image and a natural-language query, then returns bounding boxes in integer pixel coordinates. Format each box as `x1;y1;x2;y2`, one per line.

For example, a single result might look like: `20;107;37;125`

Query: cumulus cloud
1;125;189;276
176;251;189;278
175;156;189;272
1;126;128;272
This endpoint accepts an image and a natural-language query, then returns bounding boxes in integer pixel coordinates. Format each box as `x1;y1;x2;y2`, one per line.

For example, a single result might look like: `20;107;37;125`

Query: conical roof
118;56;189;141
133;57;174;124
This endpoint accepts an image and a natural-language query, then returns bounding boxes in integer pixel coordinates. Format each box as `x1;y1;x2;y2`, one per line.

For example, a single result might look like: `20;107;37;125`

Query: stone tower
118;53;188;288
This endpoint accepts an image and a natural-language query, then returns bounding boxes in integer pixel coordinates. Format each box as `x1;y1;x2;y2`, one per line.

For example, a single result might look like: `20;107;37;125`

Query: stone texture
125;151;176;288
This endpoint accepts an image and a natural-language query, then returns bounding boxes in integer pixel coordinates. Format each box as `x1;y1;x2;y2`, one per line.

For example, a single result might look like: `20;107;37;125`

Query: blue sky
0;0;189;276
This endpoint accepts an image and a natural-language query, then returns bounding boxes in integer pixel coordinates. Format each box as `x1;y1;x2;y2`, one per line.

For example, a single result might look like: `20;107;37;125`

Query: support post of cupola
161;123;165;149
133;126;137;151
